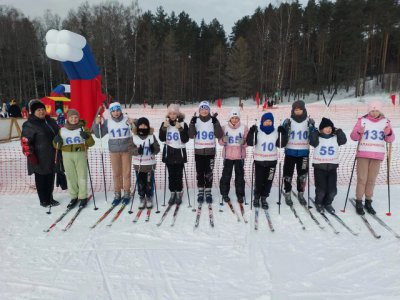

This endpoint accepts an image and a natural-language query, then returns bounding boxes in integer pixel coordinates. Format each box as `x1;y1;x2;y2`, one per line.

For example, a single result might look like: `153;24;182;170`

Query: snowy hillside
1;95;400;300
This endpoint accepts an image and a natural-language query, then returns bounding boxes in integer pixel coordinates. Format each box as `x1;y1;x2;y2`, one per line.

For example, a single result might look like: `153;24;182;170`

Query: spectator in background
1;103;8;118
21;106;28;119
8;99;22;118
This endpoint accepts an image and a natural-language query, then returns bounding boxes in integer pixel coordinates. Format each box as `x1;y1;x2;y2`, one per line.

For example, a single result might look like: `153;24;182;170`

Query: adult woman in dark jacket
21;100;60;207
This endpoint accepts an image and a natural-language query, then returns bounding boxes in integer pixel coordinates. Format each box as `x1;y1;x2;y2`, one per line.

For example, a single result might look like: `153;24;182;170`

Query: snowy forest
1;0;400;105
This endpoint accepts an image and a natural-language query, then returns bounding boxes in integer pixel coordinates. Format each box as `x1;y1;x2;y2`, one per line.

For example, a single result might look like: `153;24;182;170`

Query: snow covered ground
1;94;400;300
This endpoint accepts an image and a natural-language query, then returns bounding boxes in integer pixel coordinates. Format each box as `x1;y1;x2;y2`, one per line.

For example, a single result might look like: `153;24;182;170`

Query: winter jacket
218;121;248;160
21;115;60;175
246;125;283;167
53;120;95;152
131;127;161;172
8;104;22;118
158;113;189;164
92;116;134;153
310;128;347;171
188;114;223;156
350;114;395;161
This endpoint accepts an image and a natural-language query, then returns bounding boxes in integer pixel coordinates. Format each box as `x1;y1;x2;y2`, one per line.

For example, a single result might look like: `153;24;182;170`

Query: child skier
53;109;95;208
309;117;347;213
247;112;283;209
158;104;189;206
219;107;248;204
132;117;160;209
350;100;395;215
188;101;223;204
281;100;315;206
93;102;135;206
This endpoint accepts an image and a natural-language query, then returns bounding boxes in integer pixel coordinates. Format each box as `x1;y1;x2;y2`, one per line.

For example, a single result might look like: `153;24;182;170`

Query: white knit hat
109;102;122;112
168;103;180;114
198;101;210;111
229;107;240;119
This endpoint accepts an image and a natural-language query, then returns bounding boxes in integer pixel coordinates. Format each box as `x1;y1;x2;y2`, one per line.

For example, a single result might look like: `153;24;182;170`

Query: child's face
168;111;178;121
68;115;79;125
321;127;332;135
230;116;240;125
369;110;380;118
111;110;122;118
294;108;303;116
199;108;209;117
139;124;148;129
263;119;273;127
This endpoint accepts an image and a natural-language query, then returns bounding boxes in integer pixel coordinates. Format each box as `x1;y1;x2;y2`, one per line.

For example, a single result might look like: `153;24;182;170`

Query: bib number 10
261;142;274;151
290;130;308;140
196;131;214;140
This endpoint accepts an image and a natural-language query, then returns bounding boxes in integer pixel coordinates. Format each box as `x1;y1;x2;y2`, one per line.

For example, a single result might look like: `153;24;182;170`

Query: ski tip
128;211;133;214
43;229;50;233
386;212;392;216
340;209;346;213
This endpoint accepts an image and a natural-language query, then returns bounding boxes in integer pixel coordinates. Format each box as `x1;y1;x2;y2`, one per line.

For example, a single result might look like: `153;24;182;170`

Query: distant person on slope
280;100;315;206
219;107;248;205
350;100;395;215
189;101;223;204
21;100;60;208
310;117;347;214
8;99;22;118
53;109;95;209
93;102;136;206
158;104;189;206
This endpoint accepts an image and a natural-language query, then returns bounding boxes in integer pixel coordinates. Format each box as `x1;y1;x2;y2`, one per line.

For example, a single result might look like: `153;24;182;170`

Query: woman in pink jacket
350;100;395;215
219;108;248;204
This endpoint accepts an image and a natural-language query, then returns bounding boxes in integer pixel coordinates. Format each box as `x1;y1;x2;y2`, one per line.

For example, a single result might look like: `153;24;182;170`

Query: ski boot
364;199;376;215
197;188;205;204
253;194;261;208
284;192;293;206
315;202;324;213
67;198;78;209
168;192;177;205
297;192;307;206
175;191;183;205
146;196;153;209
138;196;146;210
50;199;60;207
79;198;88;208
237;196;244;204
205;188;213;204
261;197;269;209
324;204;335;214
222;195;230;203
121;191;130;205
355;199;365;215
112;192;122;206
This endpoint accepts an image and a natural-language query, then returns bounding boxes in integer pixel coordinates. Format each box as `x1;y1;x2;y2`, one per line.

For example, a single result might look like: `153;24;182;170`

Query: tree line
0;0;399;107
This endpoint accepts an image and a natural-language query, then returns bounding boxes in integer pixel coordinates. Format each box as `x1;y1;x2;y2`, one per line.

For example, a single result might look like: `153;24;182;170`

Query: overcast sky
2;0;308;34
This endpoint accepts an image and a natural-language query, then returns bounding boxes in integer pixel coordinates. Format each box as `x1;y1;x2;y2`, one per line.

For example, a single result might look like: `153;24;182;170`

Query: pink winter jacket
350;114;395;161
219;121;248;160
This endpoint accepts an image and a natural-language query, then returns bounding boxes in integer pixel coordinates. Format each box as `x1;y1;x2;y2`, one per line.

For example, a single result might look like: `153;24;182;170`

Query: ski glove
384;126;392;136
190;116;197;125
53;135;63;145
308;118;315;127
80;131;91;140
277;125;286;134
211;114;218;124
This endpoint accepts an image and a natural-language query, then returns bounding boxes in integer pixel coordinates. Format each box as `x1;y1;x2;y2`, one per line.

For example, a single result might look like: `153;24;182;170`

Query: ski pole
192;112;197;212
386;142;392;216
82;127;98;210
128;170;139;214
176;125;192;208
278;131;282;215
153;168;160;213
250;119;257;211
48;143;60;215
163;163;167;206
97;115;108;203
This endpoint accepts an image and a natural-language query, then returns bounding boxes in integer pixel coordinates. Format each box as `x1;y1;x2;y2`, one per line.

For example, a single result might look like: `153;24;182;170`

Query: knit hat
136;117;150;128
29;100;46;115
368;100;383;113
260;112;274;134
319;117;334;131
229;107;240;119
199;101;210;111
168;103;180;114
292;100;306;111
67;109;79;118
109;102;122;113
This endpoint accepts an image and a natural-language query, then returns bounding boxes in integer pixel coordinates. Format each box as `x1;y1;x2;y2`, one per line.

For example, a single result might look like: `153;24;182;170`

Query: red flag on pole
217;98;222;108
391;94;396;105
255;92;260;108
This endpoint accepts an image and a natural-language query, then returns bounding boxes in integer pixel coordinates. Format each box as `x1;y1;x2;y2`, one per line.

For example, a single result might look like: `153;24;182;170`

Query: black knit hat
136;117;150;128
319;117;334;130
29;100;46;115
292;100;306;111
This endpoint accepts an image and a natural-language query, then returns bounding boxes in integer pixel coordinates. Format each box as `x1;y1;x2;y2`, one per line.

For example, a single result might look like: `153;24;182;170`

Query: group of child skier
26;98;395;219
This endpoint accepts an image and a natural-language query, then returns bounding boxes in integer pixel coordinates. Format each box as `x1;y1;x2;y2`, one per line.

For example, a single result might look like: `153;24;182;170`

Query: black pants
195;154;215;188
283;155;308;193
314;168;337;206
167;163;184;192
137;171;154;197
219;159;245;198
254;163;276;198
34;172;55;206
